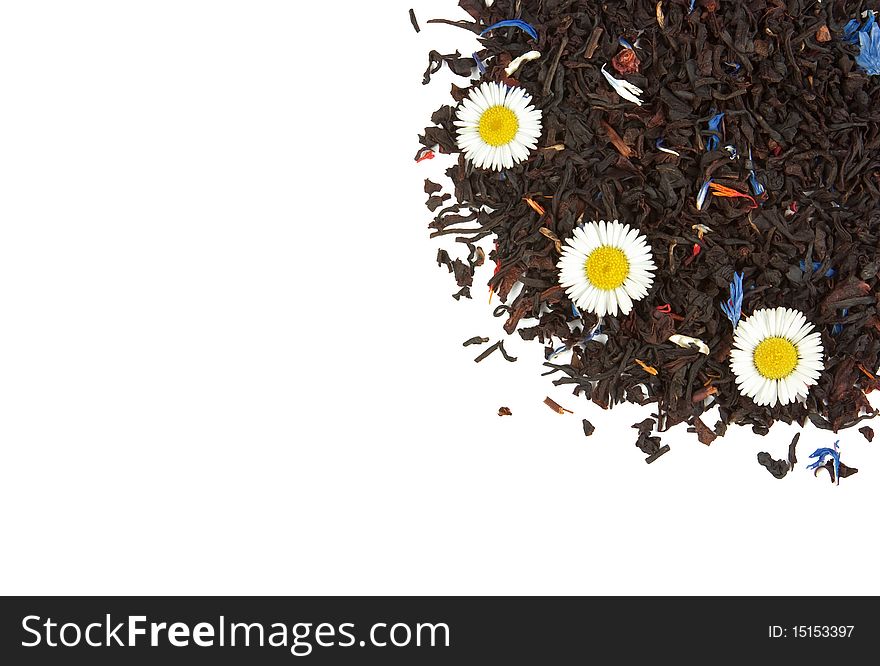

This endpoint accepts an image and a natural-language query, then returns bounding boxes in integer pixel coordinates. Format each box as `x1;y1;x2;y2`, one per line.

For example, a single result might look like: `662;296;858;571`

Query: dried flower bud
612;48;641;75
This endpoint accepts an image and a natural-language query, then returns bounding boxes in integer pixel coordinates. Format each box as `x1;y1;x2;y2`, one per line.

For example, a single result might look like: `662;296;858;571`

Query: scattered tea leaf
473;341;501;363
757;452;790;480
691;416;717;445
788;433;800;467
814;460;859;484
582;419;595;436
497;340;517;362
544;397;573;414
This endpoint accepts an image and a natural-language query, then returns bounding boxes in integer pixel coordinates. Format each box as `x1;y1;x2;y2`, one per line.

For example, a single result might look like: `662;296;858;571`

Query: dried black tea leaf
837;463;859;480
452;286;472;300
544;397;572;414
497;340;517;362
788;433;800;467
424;179;442;195
474;342;501;363
690;416;716;446
463;336;490;347
422;50;475;85
409;8;420;33
582;419;595;436
814;460;859;484
644;443;670;465
426;193;451;212
757;452;790;480
498;406;512;417
632;419;655;436
436;249;453;273
451;259;473;288
859;426;874;442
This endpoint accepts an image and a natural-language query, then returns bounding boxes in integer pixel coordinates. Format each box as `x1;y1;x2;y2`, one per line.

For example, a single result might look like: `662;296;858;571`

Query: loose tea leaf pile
416;1;880;468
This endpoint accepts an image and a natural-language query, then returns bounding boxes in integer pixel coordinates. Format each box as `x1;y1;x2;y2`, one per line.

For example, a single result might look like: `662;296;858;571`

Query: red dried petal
611;48;641;75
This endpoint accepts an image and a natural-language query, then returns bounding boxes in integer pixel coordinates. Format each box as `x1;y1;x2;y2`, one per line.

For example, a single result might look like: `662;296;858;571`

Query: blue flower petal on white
856;23;880;75
806;441;841;485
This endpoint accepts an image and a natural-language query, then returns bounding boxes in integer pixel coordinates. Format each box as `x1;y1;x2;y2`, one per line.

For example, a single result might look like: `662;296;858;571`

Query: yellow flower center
478;106;519;147
753;337;799;380
585;246;629;291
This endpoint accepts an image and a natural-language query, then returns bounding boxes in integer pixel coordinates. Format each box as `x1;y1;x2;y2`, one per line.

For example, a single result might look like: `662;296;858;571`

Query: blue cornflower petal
472;52;486;74
618;37;635;51
807;442;841;484
656;138;681;156
720;271;744;329
706;112;725;151
546;344;569;360
696;179;712;210
748;171;765;196
746;145;765;196
798;260;836;277
689;0;696;14
480;19;539;42
843;19;862;44
845;12;878;44
833;308;848;336
857;24;880;75
585;322;602;342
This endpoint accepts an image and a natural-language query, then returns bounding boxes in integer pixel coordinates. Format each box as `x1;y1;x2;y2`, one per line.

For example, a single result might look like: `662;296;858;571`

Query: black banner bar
1;596;875;663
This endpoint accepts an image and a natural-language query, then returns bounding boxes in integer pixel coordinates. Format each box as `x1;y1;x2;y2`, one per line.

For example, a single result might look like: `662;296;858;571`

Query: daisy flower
729;307;825;407
557;220;656;317
454;82;542;171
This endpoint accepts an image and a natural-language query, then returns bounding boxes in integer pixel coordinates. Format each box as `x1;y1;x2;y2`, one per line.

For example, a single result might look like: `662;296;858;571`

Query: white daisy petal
583;223;601;250
605;290;618;317
596;220;607;245
615;287;633;315
777;376;791;405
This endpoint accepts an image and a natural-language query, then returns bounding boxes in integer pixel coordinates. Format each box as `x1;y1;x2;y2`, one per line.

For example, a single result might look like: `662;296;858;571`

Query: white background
1;0;878;595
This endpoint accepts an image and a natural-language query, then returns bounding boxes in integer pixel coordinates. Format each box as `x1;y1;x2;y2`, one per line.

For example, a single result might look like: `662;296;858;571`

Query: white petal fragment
668;334;710;355
505;50;541;76
601;64;644;106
